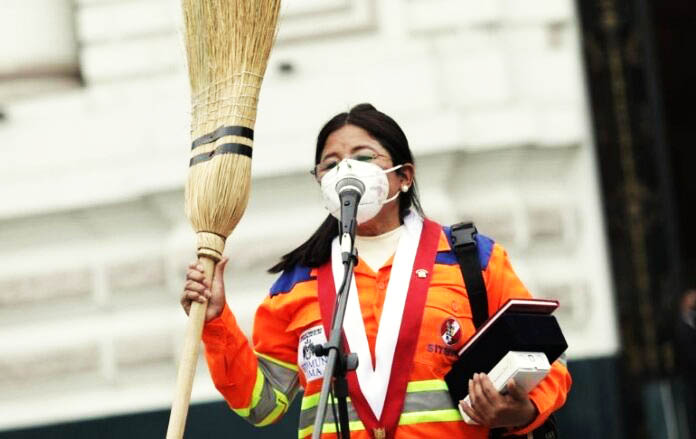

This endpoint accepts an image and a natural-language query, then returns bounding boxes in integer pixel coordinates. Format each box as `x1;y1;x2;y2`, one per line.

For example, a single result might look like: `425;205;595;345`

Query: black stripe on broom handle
191;125;254;149
189;143;253;166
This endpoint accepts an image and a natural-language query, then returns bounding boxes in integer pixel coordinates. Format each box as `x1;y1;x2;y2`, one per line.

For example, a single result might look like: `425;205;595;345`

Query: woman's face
318;124;414;234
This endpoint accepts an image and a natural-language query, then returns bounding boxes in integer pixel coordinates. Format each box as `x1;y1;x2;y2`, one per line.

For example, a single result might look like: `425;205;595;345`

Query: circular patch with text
298;325;328;382
440;318;462;345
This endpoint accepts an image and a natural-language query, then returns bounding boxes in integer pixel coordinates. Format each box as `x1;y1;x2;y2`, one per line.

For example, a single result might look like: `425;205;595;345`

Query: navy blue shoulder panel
436;226;494;270
269;265;314;296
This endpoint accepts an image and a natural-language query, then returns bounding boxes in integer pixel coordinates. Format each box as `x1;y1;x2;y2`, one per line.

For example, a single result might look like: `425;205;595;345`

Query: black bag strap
449;222;489;329
449;222;500;439
449;222;560;439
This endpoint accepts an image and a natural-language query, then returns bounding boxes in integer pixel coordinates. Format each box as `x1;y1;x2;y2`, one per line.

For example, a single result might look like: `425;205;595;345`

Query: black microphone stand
311;187;362;439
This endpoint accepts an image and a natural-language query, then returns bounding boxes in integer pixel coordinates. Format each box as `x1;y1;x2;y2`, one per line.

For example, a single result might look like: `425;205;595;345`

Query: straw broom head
183;0;281;260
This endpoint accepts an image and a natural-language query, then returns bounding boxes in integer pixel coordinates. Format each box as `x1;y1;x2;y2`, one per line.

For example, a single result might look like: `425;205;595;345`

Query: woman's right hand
181;257;229;322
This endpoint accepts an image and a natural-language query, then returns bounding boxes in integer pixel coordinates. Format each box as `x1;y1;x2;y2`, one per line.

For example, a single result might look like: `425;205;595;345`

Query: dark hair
268;103;424;274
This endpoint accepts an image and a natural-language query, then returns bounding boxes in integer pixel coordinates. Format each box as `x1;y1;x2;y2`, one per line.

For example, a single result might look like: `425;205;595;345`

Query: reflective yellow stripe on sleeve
232;368;266;418
255;388;290;427
227;351;300;426
256;351;299;372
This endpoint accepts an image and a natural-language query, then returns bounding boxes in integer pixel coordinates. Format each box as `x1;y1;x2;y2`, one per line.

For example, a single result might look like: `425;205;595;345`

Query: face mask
320;159;403;224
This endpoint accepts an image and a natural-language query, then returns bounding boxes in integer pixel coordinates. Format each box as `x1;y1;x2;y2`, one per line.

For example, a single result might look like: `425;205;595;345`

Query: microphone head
335;176;365;196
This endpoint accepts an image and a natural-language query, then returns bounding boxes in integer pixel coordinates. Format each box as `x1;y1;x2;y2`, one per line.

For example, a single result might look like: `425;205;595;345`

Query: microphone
335;176;365;249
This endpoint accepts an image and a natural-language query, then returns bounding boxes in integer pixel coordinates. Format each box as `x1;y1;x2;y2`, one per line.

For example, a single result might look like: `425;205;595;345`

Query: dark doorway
652;1;696;275
577;0;696;437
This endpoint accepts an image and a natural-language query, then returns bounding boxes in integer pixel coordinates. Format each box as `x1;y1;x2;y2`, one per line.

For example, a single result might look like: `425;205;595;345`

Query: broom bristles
182;0;281;258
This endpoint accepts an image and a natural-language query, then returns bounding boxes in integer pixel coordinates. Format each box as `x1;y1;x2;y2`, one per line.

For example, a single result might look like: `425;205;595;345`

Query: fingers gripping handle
167;255;217;439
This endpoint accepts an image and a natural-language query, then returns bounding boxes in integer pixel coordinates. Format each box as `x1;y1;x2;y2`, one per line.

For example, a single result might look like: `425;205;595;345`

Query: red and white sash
317;213;441;438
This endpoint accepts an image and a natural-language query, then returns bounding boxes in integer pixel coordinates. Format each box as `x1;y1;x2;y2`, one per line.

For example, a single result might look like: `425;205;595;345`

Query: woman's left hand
459;373;538;429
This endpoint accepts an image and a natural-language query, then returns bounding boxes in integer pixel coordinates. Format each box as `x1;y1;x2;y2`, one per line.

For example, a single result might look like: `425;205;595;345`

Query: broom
166;1;281;437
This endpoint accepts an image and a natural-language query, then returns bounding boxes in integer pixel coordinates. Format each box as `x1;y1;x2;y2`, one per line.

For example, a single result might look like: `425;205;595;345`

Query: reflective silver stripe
401;388;454;413
299;396;360;430
239;357;299;425
298;388;455;431
246;376;278;424
257;355;300;397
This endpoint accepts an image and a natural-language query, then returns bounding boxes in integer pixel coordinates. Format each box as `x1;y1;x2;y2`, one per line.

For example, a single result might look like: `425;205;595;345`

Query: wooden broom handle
166;255;216;439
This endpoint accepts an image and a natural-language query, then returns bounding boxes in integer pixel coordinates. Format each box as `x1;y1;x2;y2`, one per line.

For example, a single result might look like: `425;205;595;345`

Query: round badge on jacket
440;318;462;345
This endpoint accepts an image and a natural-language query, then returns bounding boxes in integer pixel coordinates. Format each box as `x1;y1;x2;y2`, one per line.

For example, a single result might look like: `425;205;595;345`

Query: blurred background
0;0;694;438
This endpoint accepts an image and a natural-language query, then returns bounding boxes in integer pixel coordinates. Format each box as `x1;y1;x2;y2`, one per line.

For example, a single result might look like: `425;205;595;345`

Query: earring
401;185;409;193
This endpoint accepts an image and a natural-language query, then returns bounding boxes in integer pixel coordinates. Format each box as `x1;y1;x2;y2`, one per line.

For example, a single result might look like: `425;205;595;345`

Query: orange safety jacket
202;219;572;438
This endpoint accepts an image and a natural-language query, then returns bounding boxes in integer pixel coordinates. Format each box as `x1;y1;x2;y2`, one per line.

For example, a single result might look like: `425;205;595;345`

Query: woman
181;103;572;438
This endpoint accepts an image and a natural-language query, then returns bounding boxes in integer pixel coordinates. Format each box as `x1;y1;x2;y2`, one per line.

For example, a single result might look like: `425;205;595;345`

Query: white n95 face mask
320;159;403;224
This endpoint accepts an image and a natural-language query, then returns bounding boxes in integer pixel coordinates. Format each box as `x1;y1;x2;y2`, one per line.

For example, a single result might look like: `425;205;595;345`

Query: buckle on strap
449;222;478;250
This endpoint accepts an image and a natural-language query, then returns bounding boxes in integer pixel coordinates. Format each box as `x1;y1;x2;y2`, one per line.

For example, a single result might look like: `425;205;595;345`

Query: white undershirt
354;225;404;272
